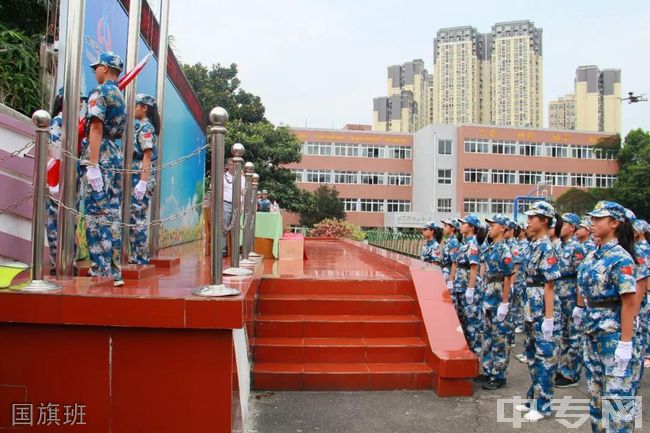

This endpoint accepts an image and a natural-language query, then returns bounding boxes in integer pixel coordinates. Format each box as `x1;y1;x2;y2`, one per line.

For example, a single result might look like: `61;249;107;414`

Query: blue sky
167;0;650;135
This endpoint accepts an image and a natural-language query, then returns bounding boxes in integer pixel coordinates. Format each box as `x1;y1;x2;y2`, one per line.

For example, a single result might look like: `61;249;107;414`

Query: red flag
48;52;154;187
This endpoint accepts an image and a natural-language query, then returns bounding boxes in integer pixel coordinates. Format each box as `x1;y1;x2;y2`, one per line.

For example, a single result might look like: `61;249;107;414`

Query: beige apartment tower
548;94;576;131
575;65;621;133
428;20;543;128
431;26;488;125
490;21;543;128
373;60;432;132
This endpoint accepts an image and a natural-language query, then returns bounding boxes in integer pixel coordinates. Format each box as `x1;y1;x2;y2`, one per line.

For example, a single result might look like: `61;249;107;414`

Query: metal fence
366;230;425;259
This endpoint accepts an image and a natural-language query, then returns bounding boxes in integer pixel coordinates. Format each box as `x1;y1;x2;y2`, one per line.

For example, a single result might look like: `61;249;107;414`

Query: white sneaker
524;410;547;422
515;353;528;363
515;326;524;334
514;404;530;412
113;279;124;287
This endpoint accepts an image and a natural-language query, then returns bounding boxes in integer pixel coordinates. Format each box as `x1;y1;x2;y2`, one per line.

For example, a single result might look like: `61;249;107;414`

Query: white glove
541;318;554;340
86;165;103;192
614;340;633;372
465;287;475;304
572;306;584;326
133;179;147;201
48;184;59;195
497;303;509;321
446;280;454;291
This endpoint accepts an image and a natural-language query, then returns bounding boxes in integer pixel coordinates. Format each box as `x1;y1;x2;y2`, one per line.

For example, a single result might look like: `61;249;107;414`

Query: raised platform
0;241;261;433
0;238;477;432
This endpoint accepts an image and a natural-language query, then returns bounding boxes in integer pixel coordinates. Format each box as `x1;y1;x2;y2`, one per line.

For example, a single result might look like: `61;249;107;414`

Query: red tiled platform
0;241;261;433
75;261;157;280
0;237;477;433
251;239;477;396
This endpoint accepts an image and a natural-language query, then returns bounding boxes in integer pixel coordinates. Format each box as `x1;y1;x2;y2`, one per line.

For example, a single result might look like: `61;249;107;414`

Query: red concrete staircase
251;278;434;390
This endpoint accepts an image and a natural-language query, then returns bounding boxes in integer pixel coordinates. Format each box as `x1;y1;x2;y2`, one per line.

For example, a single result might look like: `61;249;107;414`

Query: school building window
438;169;452;184
437;198;452;213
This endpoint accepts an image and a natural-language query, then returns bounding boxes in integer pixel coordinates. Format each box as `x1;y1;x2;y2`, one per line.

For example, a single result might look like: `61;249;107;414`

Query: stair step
257;294;417;315
253;337;427;363
255;314;421;338
259;279;413;296
253;362;433;391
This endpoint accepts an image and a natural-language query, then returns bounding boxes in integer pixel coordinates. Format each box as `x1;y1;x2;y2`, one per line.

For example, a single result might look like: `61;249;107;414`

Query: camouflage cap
441;217;460;230
459;214;481;229
561;213;581;226
485;214;510;227
90;51;124;72
135;93;156;107
587;201;627;222
525;201;555;219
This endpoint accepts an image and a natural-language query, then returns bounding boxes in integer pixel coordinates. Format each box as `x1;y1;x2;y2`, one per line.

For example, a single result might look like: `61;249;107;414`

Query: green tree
0;0;48;115
610;129;650;218
182;63;266;123
225;119;306;213
555;188;598;215
298;185;345;227
0;0;48;36
183;62;307;212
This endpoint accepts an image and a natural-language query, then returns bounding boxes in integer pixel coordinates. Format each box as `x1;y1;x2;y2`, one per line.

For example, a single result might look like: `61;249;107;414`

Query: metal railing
366;230;425;259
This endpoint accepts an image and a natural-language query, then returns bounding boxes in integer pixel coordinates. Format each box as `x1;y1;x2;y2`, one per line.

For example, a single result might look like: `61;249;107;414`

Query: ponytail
553;212;563;235
52;95;63;117
616;219;636;260
147;103;161;135
433;227;443;244
513;225;522;238
645;231;650;243
476;225;488;245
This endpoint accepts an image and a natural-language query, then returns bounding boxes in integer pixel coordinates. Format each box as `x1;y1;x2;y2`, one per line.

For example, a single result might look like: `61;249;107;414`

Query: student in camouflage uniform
577;219;598;256
128;94;159;264
577;201;638;433
512;223;531;351
629;216;649;391
420;221;442;265
449;214;483;355
45;88;86;274
631;219;650;370
504;219;522;347
441;218;461;282
514;201;562;422
477;214;515;390
80;51;126;286
555;213;587;388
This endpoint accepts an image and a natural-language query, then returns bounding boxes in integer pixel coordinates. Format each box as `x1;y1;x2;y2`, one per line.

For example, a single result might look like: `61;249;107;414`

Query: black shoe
555;376;579;388
473;374;490;384
482;378;506;390
49;268;56;276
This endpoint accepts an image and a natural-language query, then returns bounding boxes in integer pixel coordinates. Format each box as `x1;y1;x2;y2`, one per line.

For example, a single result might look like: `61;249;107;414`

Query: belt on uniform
587;298;621;309
486;275;504;283
457;264;471;270
224;201;232;204
558;274;577;280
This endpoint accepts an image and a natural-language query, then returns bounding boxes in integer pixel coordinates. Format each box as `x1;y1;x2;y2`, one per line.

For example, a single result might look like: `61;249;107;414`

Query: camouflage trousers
128;172;155;265
80;165;122;281
631;299;649;393
482;302;513;381
557;293;585;382
584;332;638;433
460;279;484;356
45;194;58;270
507;280;526;345
523;318;559;416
